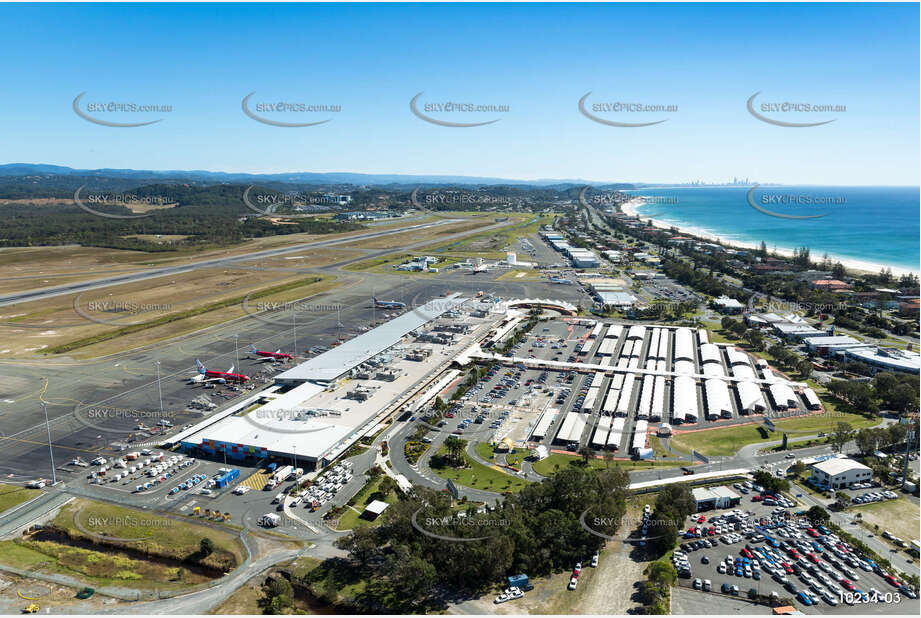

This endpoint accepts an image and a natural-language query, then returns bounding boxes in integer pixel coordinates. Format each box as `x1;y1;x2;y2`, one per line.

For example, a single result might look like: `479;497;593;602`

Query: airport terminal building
173;295;472;469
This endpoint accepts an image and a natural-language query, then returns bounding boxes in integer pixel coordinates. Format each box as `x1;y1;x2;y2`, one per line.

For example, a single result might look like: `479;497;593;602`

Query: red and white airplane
191;360;249;384
249;344;293;362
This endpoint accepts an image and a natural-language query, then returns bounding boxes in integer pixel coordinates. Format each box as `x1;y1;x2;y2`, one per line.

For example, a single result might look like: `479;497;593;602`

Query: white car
233;486;251;495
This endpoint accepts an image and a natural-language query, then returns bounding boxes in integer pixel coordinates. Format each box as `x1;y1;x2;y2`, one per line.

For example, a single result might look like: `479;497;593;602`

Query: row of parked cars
567;552;600;590
852;489;898;504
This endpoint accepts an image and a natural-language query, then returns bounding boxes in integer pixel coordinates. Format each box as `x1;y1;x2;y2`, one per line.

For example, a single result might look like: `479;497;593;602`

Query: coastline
620;198;919;278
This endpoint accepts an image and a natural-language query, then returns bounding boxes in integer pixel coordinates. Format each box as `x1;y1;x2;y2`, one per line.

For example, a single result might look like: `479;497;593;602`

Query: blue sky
0;2;917;185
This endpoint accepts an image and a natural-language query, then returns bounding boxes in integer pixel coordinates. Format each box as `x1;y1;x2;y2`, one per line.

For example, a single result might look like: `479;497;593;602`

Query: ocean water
622;186;919;274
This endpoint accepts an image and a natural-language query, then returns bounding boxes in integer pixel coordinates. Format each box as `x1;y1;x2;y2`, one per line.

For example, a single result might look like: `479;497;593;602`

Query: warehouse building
809;458;873;489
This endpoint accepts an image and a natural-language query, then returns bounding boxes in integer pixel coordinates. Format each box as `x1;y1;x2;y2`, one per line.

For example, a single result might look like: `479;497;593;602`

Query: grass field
335;476;398;530
58;499;244;568
852;498;920;547
530;453;683;477
0;483;41;514
669;411;879;456
430;442;529;493
9;272;340;358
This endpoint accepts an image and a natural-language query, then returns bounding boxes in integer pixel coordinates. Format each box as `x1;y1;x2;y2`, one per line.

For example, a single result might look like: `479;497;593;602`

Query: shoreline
620;198;919;278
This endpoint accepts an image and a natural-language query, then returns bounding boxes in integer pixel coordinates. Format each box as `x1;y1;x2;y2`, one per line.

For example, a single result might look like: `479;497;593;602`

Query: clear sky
0;2;918;185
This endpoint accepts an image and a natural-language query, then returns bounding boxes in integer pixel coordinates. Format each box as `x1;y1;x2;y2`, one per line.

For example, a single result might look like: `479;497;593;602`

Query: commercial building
692;486;741;511
803;335;865;355
842;347;921;375
809;457;872;489
713;295;745;314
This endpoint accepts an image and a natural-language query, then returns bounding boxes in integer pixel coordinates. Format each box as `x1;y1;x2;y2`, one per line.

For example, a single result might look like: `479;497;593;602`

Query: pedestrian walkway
238;469;271;490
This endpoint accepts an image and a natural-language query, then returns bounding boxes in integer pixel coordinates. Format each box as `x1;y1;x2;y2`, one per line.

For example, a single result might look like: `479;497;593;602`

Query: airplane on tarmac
190;360;249;384
372;296;407;309
249;344;294;362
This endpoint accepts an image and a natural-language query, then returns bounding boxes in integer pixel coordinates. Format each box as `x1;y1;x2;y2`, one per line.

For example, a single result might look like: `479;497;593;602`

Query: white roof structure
802;387;822;409
596;338;618;356
705;378;733;418
637;374;655;419
698;329;710;345
672;375;698;424
582;385;601;412
732;364;757;381
726;348;750;367
530;410;558;441
769;382;799;409
736;381;767;413
627;325;646;341
617;375;636;416
673;359;695;375
844;347;921;374
702;363;726;377
631;419;648;452
652;375;666;420
557;412;588;443
591;416;612;447
673;328;694;361
364;500;390;517
606;324;624;340
603;374;624;415
714;296;744;310
811;458;871;476
607;417;626;449
698;343;722;365
276;294;467;383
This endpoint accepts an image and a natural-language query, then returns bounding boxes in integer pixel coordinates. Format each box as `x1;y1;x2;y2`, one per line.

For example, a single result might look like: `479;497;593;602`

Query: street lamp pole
41;400;56;485
234;334;239;369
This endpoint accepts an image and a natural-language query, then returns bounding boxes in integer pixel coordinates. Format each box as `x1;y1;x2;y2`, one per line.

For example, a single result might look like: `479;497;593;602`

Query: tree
199;537;214;557
579;446;595;466
797;358;813;379
443;436;465;466
744;329;764;351
805;505;830;527
830;422;855;453
834;491;850;510
790;460;807;478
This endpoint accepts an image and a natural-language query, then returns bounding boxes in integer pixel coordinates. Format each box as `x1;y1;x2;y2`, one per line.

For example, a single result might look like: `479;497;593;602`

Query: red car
884;574;901;587
752;495;764;502
840;579;855;591
807;553;819;564
697;515;706;523
781;562;793;574
741;548;752;559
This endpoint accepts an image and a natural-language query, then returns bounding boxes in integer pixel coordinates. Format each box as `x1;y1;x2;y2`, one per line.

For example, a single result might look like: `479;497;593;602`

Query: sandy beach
620;198;918;278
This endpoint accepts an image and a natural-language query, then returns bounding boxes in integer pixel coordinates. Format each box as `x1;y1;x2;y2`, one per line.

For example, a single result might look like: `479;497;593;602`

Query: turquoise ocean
623;186;919;274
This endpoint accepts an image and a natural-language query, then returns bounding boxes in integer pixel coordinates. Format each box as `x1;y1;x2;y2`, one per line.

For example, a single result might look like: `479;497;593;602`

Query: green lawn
530;453;682;477
430;442;529;493
669;411;879;456
336;476;398;530
0;483;41;514
474;442;528;467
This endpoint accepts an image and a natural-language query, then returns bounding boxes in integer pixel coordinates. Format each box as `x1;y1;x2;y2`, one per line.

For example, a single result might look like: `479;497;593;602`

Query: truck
258;513;281;527
507;574;533;591
272;465;293;483
267;462;278;473
287;467;303;481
